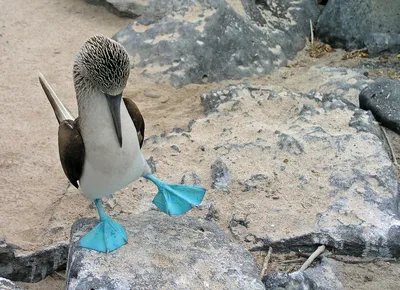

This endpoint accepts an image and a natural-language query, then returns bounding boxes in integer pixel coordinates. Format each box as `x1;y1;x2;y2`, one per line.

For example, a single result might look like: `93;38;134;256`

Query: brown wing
58;118;85;188
123;98;145;148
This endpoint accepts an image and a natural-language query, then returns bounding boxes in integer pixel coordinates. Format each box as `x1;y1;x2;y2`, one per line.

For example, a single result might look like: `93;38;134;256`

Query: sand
1;0;400;289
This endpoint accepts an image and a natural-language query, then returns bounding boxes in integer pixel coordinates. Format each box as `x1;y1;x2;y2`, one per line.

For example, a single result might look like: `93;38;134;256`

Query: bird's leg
144;174;206;216
79;199;128;253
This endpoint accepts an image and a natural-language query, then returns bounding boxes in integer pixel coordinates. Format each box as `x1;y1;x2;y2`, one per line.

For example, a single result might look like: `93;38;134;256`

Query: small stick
310;19;314;47
279;258;306;264
331;255;396;264
299;245;325;271
52;271;66;280
295;252;312;258
380;126;399;167
260;247;273;277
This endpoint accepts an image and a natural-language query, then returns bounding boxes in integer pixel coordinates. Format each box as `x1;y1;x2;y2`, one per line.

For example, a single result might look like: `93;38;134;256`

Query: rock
204;202;220;221
113;0;319;87
304;257;344;290
146;156;157;173
66;212;265;290
145;83;400;257
180;171;201;185
262;257;343;290
316;0;400;53
170;144;180;152
240;174;270;192
359;78;400;134
85;0;148;18
299;104;320;117
0;277;22;290
365;33;400;57
262;272;318;290
211;157;231;190
349;108;383;139
277;132;304;155
0;239;68;282
201;66;371;111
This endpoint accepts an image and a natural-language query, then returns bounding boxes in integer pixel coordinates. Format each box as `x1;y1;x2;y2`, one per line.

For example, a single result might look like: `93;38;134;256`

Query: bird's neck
77;90;121;147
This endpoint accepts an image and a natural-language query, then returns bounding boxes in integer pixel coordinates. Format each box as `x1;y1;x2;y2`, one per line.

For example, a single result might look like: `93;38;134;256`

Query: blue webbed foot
145;174;206;215
79;199;128;253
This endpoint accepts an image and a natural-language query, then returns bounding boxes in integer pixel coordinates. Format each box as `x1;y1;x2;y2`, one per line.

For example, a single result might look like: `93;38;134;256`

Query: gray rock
262;257;343;290
201;85;244;115
170;144;180;152
314;66;371;105
304;257;344;290
0;277;22;290
365;33;400;57
349;109;383;139
277;132;304;155
359;78;400;134
204;202;220;221
85;0;148;18
180;171;201;185
113;0;319;87
211;157;231;190
316;0;400;53
146;156;156;173
299;104;319;117
0;240;67;283
66;212;265;290
240;174;270;192
262;272;318;290
191;84;400;257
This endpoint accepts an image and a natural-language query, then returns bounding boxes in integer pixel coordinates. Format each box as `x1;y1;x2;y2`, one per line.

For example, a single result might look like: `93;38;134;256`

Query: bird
39;35;206;253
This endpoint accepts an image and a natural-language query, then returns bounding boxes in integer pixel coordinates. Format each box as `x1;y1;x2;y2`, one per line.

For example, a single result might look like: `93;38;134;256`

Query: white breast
78;92;150;200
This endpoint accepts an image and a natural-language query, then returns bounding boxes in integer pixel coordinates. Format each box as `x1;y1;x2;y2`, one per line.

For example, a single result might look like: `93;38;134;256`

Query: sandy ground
1;0;400;289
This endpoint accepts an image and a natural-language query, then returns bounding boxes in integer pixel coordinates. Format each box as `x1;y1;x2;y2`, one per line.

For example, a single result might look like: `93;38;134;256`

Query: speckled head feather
73;35;130;97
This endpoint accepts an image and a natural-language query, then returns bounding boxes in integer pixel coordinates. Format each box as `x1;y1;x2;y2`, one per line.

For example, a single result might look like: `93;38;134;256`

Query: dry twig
299;245;325;271
260;247;273;277
331;255;396;264
279;258;306;264
309;19;314;47
295;251;396;264
380;126;399;167
52;271;66;280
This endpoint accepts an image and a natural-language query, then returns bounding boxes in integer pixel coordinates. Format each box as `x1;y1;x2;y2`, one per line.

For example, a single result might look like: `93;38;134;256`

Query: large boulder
143;81;400;257
316;0;400;55
85;0;148;18
0;278;22;290
66;212;265;290
0;239;67;283
113;0;319;87
359;78;400;134
262;257;343;290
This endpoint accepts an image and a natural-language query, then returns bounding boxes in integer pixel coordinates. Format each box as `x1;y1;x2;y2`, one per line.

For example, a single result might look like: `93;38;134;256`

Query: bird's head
73;34;130;96
73;35;131;147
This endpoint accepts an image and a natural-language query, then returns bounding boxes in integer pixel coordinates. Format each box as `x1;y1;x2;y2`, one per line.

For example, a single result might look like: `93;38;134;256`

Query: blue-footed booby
39;35;206;253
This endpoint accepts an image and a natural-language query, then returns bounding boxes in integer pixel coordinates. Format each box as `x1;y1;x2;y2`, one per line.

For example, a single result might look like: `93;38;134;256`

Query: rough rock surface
262;257;343;290
0;240;67;283
263;272;318;290
66;212;264;290
365;33;400;57
316;0;400;54
144;83;400;258
113;0;319;87
359;78;400;134
0;278;22;290
85;0;148;18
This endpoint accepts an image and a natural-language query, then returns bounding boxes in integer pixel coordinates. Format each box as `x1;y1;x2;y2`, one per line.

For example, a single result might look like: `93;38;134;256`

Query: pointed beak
105;93;123;147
